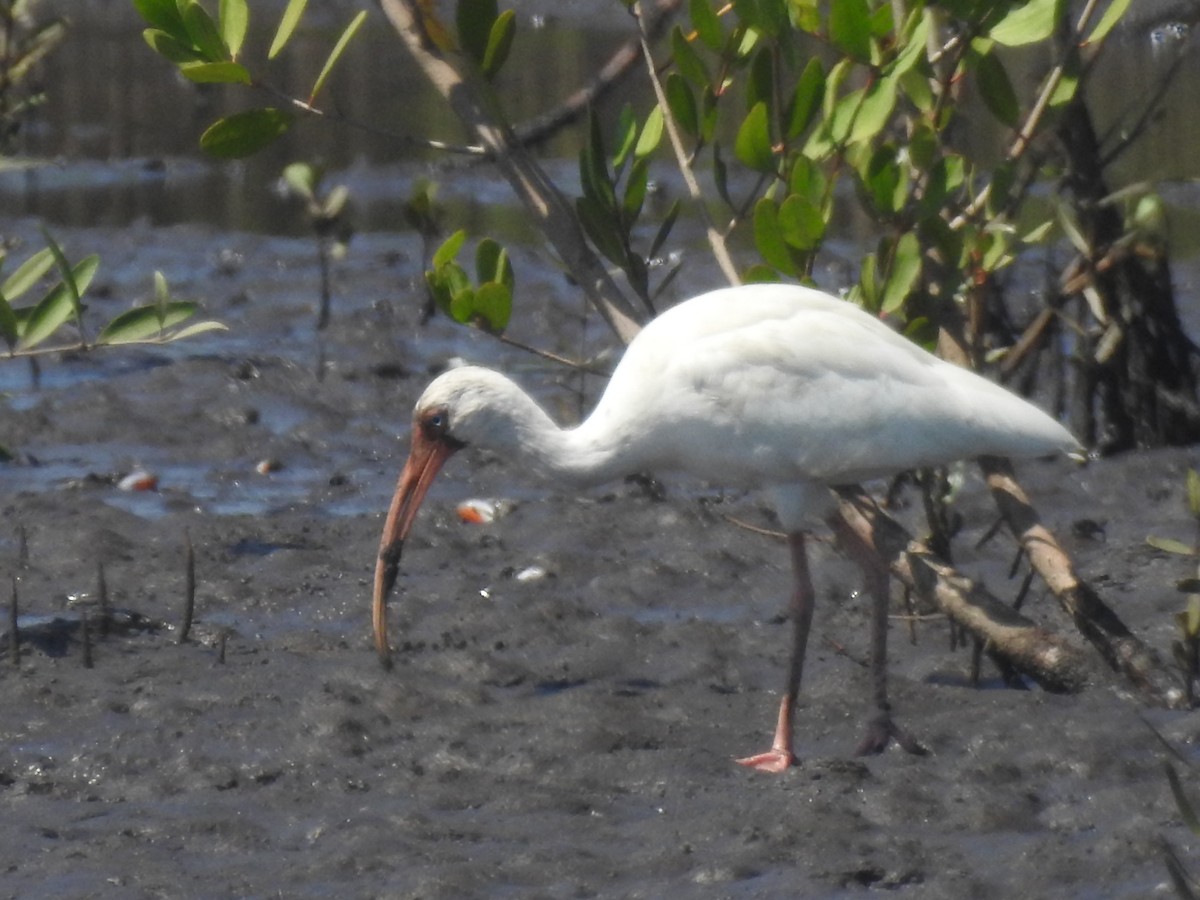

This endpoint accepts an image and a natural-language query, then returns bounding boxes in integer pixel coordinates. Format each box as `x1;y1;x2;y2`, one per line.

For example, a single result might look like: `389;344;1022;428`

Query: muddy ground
2;210;1200;900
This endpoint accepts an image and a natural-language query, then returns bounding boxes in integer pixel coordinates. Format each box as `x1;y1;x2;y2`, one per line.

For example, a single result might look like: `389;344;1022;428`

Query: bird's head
371;366;528;667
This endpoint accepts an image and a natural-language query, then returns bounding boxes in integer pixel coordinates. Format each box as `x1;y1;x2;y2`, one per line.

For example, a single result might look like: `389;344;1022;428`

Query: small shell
513;565;548;583
117;470;158;492
255;458;284;475
456;498;511;524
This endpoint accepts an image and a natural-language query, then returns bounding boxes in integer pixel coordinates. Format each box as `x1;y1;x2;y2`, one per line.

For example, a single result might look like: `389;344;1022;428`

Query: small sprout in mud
1147;469;1200;704
1174;596;1200;706
97;561;110;638
1163;762;1200;898
279;161;353;332
1;243;225;371
9;575;19;665
117;470;159;492
179;530;196;645
80;609;93;669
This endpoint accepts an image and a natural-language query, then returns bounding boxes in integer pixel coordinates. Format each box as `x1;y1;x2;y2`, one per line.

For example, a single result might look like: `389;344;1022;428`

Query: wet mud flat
1;215;1200;898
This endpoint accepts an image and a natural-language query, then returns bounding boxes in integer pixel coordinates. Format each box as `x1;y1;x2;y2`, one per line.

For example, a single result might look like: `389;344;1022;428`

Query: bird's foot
734;748;798;773
854;713;928;757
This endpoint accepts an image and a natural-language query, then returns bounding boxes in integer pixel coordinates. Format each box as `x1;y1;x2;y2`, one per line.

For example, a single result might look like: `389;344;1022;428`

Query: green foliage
575;105;679;305
128;0;1136;357
135;0;367;158
0;236;225;358
574;0;1133;322
425;230;513;333
0;1;67;154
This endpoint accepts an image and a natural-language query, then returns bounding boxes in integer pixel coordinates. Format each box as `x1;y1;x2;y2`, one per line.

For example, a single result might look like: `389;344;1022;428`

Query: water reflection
3;4;1200;252
5;8;630;234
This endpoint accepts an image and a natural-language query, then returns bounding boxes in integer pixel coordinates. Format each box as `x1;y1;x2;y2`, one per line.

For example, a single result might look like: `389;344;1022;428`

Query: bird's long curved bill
372;430;456;669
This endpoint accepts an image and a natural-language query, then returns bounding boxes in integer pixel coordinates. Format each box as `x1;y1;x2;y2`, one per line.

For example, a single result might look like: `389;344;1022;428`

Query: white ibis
373;283;1081;773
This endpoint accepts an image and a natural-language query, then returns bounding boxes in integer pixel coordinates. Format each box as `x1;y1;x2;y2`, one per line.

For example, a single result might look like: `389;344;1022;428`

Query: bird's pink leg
829;516;927;757
736;532;813;773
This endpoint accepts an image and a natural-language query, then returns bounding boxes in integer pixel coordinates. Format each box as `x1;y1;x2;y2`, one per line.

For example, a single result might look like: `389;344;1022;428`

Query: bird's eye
421;407;451;441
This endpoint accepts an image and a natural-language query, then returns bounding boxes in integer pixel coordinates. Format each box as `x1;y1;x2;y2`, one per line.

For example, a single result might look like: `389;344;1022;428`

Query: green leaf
199;108;293;159
713;141;731;208
0;294;16;349
457;0;498;64
309;10;367;103
635;105;664;160
829;0;871;60
269;0;308;59
219;0;249;58
433;230;467;269
576;197;626;267
989;0;1062;47
41;230;97;332
859;252;879;310
734;101;774;172
180;60;251;84
153;270;171;314
973;45;1019;127
746;46;774;114
580;111;617;212
789;155;825;206
672;25;709;87
888;11;929;76
786;58;824;140
282;161;317;200
665;73;698;137
690;0;724;50
612;105;638;171
1188;469;1200;519
1085;0;1131;45
880;231;922;314
472;281;511;333
481;9;516;78
96;302;197;345
162;320;227;342
863;144;907;216
752;199;796;275
181;0;229;61
1048;63;1079;107
742;263;783;284
1;247;54;301
648;199;681;261
623;157;650;225
143;28;205;64
849;75;898;144
18;281;76;349
1147;535;1196;556
474;238;511;288
133;0;189;40
777;194;824;250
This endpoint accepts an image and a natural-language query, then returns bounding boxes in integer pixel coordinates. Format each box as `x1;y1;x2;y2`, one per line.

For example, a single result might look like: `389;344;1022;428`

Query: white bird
373;283;1081;773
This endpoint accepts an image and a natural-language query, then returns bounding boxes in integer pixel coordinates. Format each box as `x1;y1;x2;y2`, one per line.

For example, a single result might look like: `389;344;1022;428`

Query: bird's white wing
613;290;1071;485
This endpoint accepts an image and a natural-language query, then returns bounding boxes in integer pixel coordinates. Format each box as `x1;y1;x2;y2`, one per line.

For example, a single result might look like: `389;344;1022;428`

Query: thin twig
179;530;195;645
9;576;18;665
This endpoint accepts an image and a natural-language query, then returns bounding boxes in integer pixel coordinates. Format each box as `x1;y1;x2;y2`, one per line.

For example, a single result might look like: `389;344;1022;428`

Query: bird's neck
500;392;632;488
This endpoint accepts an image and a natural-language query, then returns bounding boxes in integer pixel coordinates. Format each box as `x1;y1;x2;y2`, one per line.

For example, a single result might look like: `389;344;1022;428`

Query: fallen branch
834;487;1094;694
980;455;1186;708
